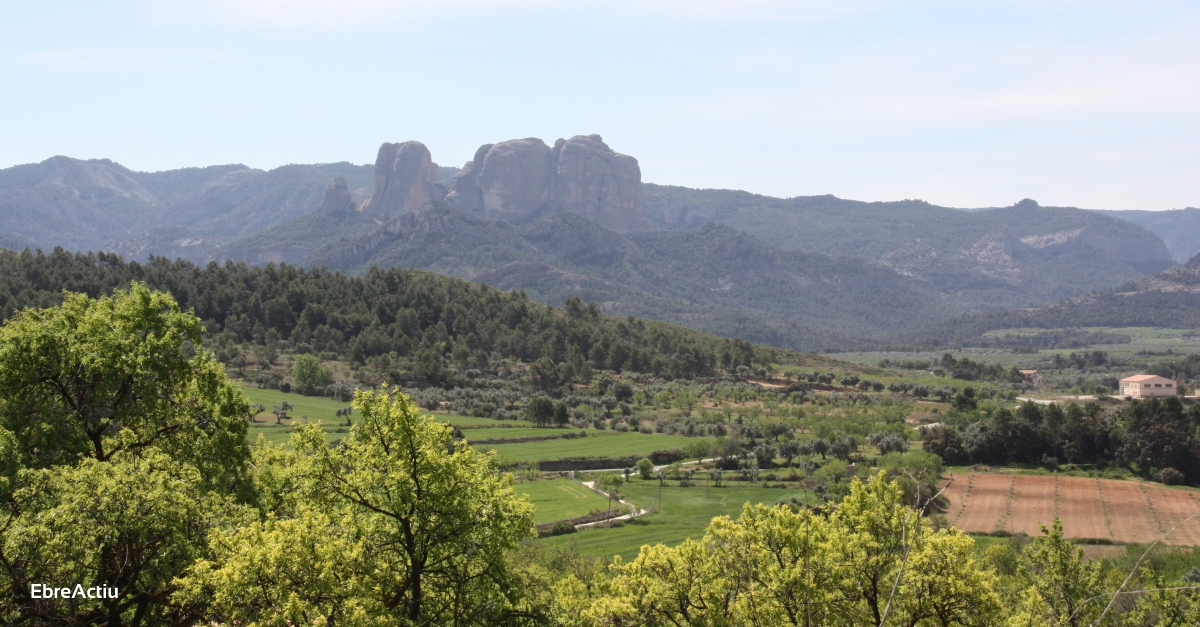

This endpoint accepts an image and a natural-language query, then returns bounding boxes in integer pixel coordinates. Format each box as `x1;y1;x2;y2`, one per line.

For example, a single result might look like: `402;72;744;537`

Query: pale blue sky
1;1;1197;210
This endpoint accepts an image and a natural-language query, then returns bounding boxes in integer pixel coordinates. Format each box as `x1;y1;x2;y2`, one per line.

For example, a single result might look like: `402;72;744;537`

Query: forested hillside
644;186;1175;309
290;207;946;351
910;253;1200;345
1095;207;1200;262
0;247;821;381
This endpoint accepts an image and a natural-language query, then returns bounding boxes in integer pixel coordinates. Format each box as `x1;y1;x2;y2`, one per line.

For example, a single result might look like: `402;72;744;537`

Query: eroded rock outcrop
446;134;648;231
318;176;355;215
364;141;441;219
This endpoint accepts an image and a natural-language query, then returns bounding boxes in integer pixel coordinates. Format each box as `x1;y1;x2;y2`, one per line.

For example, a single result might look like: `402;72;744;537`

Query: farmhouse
1119;374;1179;398
1018;370;1043;387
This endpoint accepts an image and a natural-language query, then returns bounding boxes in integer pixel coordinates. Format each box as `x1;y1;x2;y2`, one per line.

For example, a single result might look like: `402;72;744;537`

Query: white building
1119;374;1179;398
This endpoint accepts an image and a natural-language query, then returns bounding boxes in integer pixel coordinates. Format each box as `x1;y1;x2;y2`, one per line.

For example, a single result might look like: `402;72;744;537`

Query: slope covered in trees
293;207;946;351
0;247;815;381
910;252;1200;346
644;186;1174;308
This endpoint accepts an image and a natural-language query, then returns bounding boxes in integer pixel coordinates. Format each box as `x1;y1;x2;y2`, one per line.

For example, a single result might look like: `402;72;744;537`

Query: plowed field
940;473;1200;545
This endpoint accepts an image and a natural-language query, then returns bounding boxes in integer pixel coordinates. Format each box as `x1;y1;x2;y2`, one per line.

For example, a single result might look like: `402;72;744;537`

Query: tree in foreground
178;386;536;626
0;284;254;625
549;473;1003;627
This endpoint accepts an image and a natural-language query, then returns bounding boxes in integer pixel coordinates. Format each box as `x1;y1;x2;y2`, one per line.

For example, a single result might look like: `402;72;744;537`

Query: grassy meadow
514;479;612;525
540;481;817;560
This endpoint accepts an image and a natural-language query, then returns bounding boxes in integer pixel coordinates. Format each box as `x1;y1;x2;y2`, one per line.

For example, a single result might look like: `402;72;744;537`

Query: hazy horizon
2;1;1197;212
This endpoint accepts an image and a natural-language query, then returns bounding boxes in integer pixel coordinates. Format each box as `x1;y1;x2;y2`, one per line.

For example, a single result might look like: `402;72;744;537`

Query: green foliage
0;249;809;380
925;397;1200;485
526;396;556;427
0;283;252;491
290;353;332;394
635;457;655;480
0;285;254;624
546;474;1003;627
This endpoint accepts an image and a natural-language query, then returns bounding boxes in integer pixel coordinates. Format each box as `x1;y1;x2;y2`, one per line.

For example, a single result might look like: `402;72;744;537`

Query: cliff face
363;141;441;220
445;134;650;232
318;176;356;215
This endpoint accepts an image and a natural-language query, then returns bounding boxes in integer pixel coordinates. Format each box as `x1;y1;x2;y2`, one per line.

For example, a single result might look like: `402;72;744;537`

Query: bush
1155;467;1186;486
292;354;333;395
636;457;654;479
539;521;577;537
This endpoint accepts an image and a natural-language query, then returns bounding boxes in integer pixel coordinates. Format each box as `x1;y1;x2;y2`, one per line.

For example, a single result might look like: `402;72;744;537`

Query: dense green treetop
0;282;251;493
0;248;815;380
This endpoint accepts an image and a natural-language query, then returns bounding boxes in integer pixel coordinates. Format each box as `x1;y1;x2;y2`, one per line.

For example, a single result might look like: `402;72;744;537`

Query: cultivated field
942;473;1200;545
484;432;714;463
515;479;613;524
541;482;816;560
239;385;540;445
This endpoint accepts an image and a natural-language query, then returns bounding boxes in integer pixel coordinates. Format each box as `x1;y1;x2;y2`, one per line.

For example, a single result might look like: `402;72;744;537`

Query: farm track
941;473;1200;545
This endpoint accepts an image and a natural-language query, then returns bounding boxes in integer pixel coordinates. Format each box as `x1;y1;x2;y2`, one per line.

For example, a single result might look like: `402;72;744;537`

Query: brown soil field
940;473;1200;545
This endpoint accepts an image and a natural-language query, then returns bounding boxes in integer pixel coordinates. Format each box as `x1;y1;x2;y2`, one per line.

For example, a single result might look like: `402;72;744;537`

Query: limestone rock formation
364;141;441;219
445;134;649;232
551;135;646;232
318;176;355;215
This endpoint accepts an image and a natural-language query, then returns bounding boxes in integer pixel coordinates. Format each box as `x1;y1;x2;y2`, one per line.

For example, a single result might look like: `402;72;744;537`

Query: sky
0;1;1197;211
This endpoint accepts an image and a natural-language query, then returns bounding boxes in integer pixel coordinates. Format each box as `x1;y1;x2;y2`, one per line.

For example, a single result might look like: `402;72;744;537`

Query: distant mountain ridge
1092;208;1200;263
0;155;460;261
0;138;1185;351
290;206;945;350
911;252;1200;345
641;185;1175;310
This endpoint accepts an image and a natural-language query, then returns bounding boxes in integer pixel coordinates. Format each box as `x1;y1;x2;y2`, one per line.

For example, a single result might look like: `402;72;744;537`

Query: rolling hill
287;206;946;351
642;186;1176;310
911;252;1200;345
0;142;1184;352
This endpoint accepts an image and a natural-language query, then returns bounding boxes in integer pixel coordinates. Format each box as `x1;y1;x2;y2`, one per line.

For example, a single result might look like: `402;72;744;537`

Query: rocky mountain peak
318;176;355;215
363;141;441;220
445;134;650;232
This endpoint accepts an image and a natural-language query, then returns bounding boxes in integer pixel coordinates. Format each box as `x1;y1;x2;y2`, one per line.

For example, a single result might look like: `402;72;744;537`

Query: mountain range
0;135;1191;351
914;251;1200;346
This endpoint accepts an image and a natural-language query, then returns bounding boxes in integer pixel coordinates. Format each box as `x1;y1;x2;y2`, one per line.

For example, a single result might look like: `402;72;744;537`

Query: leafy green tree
272;400;293;425
291;354;333;395
685;440;712;465
289;386;535;625
175;506;373;626
0;285;255;624
1016;518;1106;627
0;284;251;490
554;401;570;427
635;457;655;480
532;356;561;393
526;396;556;427
5;452;242;625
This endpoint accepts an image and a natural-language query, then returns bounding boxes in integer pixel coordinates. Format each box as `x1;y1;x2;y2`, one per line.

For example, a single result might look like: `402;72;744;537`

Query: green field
461;427;558;442
540;482;816;560
484;432;715;463
515;479;613;524
240;386;352;425
238;385;534;445
837;326;1200;371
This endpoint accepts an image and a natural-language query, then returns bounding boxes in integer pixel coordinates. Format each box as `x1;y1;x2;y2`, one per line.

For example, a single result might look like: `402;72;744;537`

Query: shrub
292;354;333;395
1155;467;1186;486
636;458;654;479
